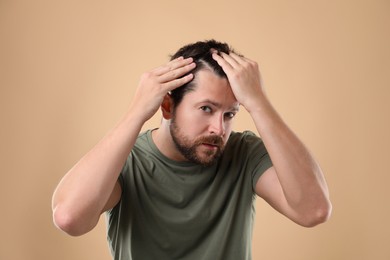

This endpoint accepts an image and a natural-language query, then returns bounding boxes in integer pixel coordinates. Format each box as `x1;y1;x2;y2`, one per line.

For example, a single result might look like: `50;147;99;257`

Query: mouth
201;143;219;149
196;135;224;151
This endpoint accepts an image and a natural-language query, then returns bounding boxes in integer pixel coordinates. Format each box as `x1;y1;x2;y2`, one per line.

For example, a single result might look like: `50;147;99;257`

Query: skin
52;52;332;237
153;69;239;166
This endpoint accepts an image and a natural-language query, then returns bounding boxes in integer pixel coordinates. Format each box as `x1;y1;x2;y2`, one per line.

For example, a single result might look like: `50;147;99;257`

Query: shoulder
227;130;263;148
222;130;265;161
121;130;154;173
224;130;269;167
134;129;151;145
132;129;155;154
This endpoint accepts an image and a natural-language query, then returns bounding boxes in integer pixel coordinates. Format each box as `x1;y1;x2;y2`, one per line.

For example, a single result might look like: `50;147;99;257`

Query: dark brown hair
169;40;235;107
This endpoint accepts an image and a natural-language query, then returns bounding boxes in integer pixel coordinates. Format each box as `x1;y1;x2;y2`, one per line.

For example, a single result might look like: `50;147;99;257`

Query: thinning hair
169;39;236;107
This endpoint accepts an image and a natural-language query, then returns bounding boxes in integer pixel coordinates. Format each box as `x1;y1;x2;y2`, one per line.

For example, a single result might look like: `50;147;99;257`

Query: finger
158;61;196;83
162;73;194;92
218;52;242;68
212;51;235;73
154;57;193;76
228;52;251;65
215;51;257;75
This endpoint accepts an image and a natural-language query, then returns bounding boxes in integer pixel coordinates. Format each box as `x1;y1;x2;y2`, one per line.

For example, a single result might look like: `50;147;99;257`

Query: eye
225;112;236;119
200;106;212;113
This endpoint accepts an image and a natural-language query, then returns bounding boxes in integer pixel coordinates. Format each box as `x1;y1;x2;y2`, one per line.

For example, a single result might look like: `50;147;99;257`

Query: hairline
172;62;227;108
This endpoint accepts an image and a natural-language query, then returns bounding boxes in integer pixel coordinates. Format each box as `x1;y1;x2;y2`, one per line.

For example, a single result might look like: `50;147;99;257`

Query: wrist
244;92;270;114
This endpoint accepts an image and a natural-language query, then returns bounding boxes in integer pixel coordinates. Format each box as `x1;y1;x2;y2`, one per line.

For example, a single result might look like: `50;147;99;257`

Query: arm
212;51;331;227
52;57;196;236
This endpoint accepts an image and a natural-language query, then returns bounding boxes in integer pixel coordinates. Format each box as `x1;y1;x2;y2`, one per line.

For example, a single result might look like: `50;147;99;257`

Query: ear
161;93;174;120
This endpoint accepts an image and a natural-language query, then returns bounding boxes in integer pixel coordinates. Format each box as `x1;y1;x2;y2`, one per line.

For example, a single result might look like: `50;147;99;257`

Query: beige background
1;0;389;259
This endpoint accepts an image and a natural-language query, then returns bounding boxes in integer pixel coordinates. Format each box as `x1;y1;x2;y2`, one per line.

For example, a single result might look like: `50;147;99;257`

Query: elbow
52;206;93;237
298;200;333;228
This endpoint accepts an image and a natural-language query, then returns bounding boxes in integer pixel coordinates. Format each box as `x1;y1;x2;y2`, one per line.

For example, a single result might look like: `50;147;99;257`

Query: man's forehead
184;70;239;109
191;69;229;91
194;98;239;111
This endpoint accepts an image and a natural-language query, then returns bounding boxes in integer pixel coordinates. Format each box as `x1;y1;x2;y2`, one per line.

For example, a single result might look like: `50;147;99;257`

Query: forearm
52;110;145;235
250;94;330;212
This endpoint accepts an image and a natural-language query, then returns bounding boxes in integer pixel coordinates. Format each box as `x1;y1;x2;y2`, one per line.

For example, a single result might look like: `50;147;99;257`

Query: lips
197;136;223;145
201;143;219;149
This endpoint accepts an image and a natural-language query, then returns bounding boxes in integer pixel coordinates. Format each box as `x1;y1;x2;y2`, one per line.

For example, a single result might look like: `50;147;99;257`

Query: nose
209;114;225;136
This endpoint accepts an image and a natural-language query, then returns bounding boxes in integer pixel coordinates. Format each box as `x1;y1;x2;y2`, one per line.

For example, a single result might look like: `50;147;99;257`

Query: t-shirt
106;129;272;260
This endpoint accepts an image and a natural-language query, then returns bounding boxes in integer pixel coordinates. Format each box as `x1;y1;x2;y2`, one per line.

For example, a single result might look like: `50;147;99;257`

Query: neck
152;119;187;162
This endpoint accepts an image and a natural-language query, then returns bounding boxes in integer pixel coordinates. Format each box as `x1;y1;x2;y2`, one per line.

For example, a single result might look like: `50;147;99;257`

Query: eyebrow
196;99;240;112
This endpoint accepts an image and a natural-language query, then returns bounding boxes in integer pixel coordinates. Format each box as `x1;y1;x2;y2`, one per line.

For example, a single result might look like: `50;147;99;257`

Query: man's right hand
129;57;196;122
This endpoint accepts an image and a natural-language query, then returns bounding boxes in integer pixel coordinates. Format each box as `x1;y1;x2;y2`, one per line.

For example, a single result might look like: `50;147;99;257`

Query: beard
170;116;225;167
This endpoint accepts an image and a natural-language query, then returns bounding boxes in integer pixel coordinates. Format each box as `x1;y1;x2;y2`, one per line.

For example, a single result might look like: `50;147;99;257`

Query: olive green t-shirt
106;130;272;260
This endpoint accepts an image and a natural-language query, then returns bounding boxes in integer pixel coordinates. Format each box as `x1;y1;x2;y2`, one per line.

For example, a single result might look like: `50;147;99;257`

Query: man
52;40;331;259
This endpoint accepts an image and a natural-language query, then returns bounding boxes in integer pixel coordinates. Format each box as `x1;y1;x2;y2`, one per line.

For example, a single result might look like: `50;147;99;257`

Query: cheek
180;109;207;126
225;117;234;129
175;112;206;135
223;122;234;138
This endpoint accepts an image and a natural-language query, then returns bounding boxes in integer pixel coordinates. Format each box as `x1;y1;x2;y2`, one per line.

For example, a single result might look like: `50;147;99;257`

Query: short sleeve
238;131;273;191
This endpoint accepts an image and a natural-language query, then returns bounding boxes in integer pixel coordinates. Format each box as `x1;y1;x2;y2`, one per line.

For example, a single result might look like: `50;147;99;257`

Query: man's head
169;39;235;107
163;40;239;167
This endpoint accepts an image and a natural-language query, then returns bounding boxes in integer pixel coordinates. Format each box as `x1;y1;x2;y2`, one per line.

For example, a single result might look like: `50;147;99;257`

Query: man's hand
211;51;264;113
129;57;196;122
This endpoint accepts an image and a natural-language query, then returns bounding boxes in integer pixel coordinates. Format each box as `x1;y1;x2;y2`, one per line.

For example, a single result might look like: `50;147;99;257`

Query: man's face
169;69;239;166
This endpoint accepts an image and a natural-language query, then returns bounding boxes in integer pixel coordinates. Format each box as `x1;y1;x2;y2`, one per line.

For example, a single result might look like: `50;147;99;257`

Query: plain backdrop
1;0;389;259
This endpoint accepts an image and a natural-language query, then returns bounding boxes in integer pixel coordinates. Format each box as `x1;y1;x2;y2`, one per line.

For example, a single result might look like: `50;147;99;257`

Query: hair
169;39;235;107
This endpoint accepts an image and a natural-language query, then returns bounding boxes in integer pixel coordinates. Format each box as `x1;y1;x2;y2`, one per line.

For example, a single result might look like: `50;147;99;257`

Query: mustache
195;135;224;147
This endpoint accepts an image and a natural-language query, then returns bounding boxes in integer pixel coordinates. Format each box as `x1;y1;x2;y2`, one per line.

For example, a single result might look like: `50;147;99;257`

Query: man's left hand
211;50;265;112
